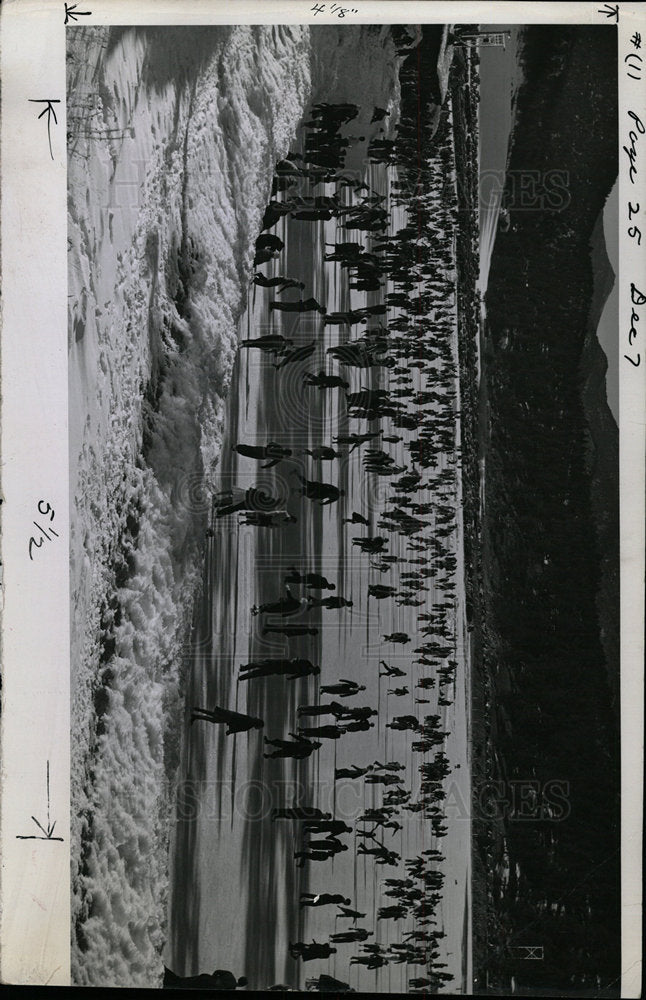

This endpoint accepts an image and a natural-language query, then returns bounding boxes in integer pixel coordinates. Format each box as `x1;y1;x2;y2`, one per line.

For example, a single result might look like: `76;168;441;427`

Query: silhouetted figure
253;273;305;293
331;929;372;944
298;700;345;719
334;431;381;451
303;369;349;390
344;718;374;733
379;661;406;678
291;208;334;221
350;954;386;969
285;569;335;590
343;511;370;526
353;536;387;554
289;941;336;962
292;472;344;505
306;595;353;610
322;680;365;698
269;297;324;314
239;333;293;356
302;819;352;835
254;246;281;266
272;806;331;821
335;764;372;779
233;441;292;468
264;734;321;759
387;715;419;732
365;773;402;786
336;906;366;921
312;974;354;993
263;624;318;637
298;723;345;740
239;658;318;681
323;305;386;325
256;234;284;254
300;836;347;857
304;445;342;461
239;510;296;527
369;584;396;599
274;341;317;371
213;485;282;518
251;587;306;617
190;706;263;734
300;892;351;908
163;969;248;990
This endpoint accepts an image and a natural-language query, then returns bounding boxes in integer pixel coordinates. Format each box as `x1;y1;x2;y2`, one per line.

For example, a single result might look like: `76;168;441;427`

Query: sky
477;26;522;291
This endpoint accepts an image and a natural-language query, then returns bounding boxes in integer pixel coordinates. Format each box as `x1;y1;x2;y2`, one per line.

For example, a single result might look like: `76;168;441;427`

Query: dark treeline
474;25;619;995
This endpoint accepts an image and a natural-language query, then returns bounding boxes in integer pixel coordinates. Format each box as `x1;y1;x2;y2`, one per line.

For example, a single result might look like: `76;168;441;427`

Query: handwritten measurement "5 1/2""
28;500;58;560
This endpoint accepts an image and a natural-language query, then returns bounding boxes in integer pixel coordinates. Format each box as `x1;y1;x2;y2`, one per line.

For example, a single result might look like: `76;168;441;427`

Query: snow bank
68;22;401;988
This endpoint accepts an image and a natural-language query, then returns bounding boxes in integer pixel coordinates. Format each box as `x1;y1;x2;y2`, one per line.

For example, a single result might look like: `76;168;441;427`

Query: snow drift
67;24;400;986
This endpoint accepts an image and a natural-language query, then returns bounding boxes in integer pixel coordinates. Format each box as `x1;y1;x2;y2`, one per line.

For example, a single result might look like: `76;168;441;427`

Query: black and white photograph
2;2;641;993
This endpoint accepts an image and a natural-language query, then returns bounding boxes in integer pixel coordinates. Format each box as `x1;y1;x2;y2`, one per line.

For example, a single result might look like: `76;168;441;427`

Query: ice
68;23;400;987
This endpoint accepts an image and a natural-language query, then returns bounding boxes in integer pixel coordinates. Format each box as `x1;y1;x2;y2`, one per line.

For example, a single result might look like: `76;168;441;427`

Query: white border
617;9;645;999
0;1;642;992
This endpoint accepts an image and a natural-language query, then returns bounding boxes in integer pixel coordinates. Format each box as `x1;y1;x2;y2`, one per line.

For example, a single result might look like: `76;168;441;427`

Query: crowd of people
191;94;463;991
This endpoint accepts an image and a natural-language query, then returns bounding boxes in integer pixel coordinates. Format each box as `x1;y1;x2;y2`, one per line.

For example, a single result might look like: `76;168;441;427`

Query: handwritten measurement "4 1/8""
28;500;58;561
311;3;358;17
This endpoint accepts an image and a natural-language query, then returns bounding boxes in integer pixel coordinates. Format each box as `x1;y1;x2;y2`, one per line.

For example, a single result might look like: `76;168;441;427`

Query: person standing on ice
312;973;355;992
263;624;319;638
297;700;345;719
239;510;296;527
322;307;378;326
333;704;377;723
291;471;344;505
301;818;352;836
271;805;331;821
331;929;372;944
213;485;282;518
382;632;410;644
273;341;318;371
284;568;335;590
297;722;346;740
263;734;322;760
335;764;372;779
336;906;366;921
269;296;325;314
305;594;353;611
303;369;349;390
300;892;351;908
343;511;370;526
302;445;344;461
296;836;347;860
288;941;337;962
253;272;305;293
238;657;319;681
321;679;365;698
190;705;263;734
232;441;293;468
255;233;284;254
163;968;248;990
334;431;380;452
250;587;307;617
238;333;293;357
253;232;285;266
